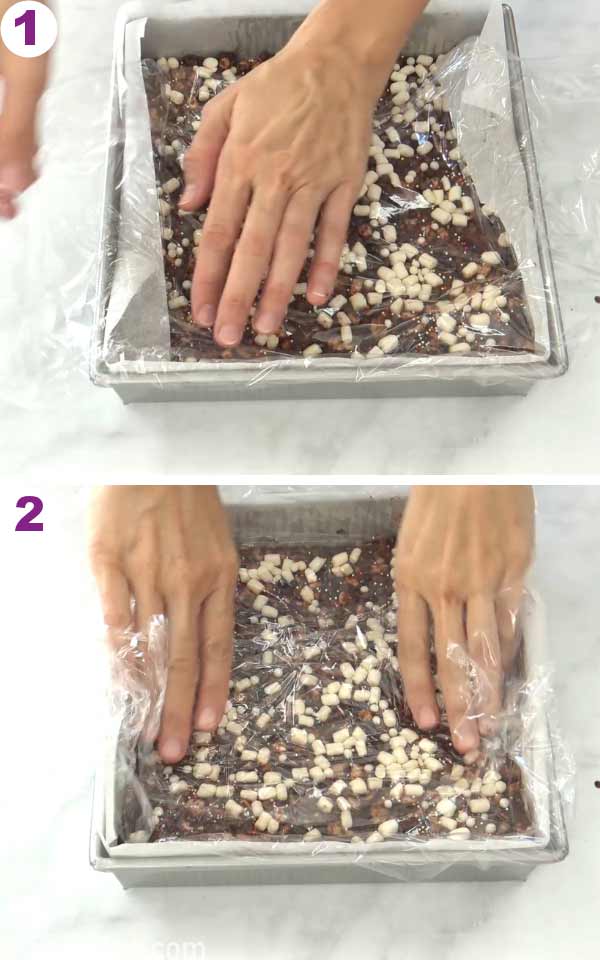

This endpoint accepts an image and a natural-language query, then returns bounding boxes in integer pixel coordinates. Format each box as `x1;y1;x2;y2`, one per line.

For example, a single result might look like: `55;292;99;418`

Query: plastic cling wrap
108;617;168;845
130;45;536;363
86;0;572;397
102;492;572;879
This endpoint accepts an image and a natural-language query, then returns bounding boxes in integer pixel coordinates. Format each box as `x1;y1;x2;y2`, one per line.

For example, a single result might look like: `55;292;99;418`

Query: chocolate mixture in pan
143;51;539;363
130;538;534;845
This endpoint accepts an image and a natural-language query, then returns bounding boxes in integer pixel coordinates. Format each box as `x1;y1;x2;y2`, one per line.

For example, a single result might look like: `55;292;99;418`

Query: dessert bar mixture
143;50;538;363
128;538;533;844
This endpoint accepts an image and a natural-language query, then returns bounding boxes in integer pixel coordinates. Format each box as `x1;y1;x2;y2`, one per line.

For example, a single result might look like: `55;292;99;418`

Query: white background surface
0;485;598;960
1;0;599;477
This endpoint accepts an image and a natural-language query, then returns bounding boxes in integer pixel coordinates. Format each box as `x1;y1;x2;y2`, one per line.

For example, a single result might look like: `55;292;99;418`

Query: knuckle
279;218;309;241
184;140;203;166
166;560;195;596
204;634;232;663
220;294;251;314
160;708;191;738
310;257;339;277
435;660;458;693
440;589;457;608
261;280;294;308
468;629;485;657
191;547;238;590
129;550;159;583
511;536;532;574
439;571;459;604
193;279;220;303
446;692;470;722
238;228;269;260
168;652;199;679
169;650;197;668
190;560;210;588
398;640;424;668
200;91;226;118
396;645;416;674
201;223;237;253
439;672;464;706
320;208;352;235
394;553;413;587
223;142;256;178
317;206;346;233
104;607;130;629
405;684;431;708
88;540;113;571
267;151;296;192
221;547;239;582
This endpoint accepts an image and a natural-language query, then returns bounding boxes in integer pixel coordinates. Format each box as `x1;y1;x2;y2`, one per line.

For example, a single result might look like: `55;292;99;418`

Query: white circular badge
1;2;57;58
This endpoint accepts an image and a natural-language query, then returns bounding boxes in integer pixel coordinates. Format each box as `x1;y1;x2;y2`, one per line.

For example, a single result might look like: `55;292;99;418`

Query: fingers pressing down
396;588;439;732
158;595;201;764
194;583;235;731
180;90;234;213
433;599;480;755
89;487;238;766
253;188;323;336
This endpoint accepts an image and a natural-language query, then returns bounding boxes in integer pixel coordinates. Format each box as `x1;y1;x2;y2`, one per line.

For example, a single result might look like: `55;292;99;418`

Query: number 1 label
0;2;57;58
14;8;35;46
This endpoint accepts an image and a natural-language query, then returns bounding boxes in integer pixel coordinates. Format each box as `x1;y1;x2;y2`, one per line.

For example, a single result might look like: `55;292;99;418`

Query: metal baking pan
89;1;567;403
90;491;568;887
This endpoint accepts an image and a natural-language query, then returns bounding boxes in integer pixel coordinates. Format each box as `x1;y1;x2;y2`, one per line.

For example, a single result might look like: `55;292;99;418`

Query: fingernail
179;185;196;207
418;706;438;729
160;737;185;762
253;313;281;335
455;730;479;754
479;716;498;736
309;287;331;303
216;325;242;347
195;305;216;328
196;707;217;730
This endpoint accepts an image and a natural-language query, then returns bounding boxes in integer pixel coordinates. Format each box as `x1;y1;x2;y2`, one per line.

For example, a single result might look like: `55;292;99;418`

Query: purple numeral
15;496;44;531
15;9;36;46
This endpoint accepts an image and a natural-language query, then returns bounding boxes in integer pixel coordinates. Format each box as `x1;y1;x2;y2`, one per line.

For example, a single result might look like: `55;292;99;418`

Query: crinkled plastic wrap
100;491;572;881
79;0;578;400
107;616;168;845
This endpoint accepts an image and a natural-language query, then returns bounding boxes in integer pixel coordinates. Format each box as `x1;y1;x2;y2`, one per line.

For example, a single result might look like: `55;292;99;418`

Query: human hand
89;486;238;763
0;0;48;221
0;125;37;219
395;486;534;754
180;39;381;347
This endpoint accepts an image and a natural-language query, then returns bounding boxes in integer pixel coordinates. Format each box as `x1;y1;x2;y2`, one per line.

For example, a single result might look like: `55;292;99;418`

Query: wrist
0;120;37;162
0;101;37;144
284;30;390;105
287;0;424;96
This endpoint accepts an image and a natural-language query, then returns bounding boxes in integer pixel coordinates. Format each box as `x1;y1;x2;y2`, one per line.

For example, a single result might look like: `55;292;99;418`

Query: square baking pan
90;491;568;887
89;1;567;403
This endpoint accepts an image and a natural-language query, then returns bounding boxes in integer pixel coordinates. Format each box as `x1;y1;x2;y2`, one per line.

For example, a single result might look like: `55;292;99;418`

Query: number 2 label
15;496;44;532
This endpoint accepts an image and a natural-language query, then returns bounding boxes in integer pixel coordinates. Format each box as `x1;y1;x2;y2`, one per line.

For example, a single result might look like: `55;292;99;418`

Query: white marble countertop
1;0;599;477
0;485;598;959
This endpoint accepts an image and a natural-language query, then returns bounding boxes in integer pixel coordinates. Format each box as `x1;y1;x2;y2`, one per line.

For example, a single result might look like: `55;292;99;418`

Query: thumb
180;90;235;211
